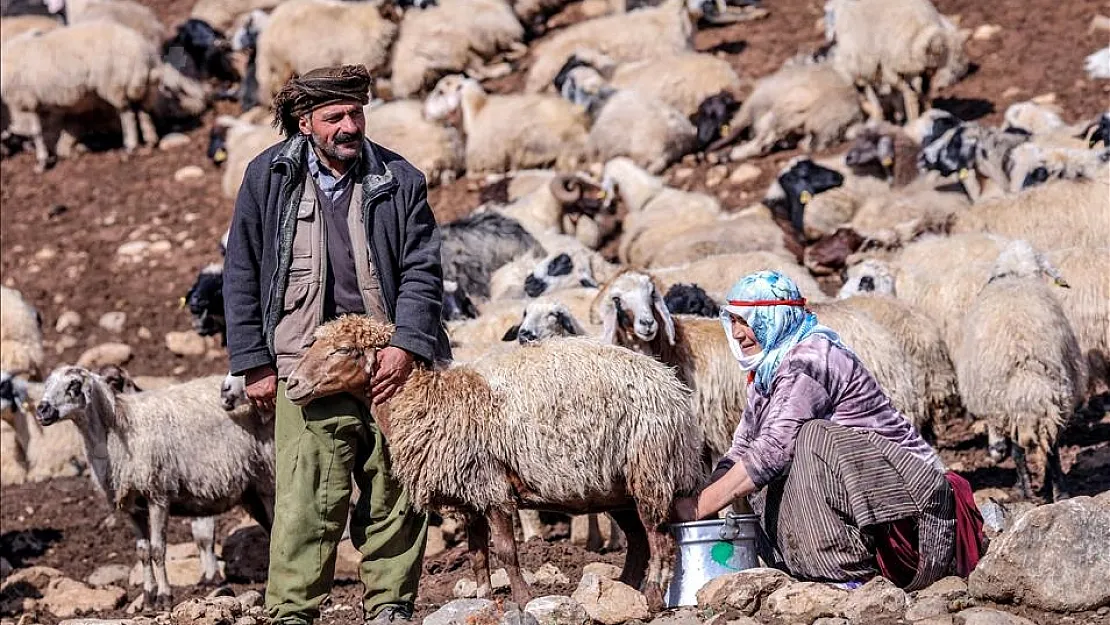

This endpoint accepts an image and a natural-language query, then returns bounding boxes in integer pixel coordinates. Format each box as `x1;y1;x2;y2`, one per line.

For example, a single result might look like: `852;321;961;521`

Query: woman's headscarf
720;270;848;395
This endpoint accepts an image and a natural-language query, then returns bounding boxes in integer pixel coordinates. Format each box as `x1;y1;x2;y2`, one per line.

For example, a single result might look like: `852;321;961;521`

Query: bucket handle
719;512;744;541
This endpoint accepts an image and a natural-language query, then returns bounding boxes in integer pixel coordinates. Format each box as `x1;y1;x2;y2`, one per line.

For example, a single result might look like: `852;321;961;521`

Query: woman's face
730;314;761;355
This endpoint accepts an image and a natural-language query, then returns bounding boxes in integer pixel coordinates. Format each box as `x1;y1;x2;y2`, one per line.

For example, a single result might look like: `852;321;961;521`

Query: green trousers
266;381;428;625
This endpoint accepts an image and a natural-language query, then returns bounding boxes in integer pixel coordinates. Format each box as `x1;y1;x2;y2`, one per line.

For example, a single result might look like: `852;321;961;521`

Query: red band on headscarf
727;298;808;307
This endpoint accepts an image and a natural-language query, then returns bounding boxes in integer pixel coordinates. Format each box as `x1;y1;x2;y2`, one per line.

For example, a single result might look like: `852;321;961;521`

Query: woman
672;271;982;590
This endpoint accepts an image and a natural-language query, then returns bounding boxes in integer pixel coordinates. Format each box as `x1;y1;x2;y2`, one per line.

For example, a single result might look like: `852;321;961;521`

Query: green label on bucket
711;541;740;570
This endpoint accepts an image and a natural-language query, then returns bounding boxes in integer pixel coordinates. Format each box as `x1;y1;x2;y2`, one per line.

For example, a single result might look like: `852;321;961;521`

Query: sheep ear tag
881;157;894;167
214;148;228;164
958;168;969;180
178;296;187;309
720;123;731;137
798;190;812;205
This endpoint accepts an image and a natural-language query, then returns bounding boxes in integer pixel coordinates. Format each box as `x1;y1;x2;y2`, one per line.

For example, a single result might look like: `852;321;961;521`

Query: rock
918;577;968;602
57;335;79;351
423;599;495;625
764;582;848;623
972;24;1001;40
532;563;570;587
98;312;127;334
968;496;1110;612
58;619;135;625
222;524;268;583
56;311;82;333
129;542;204;588
695;567;793;614
491;568;535;590
723;619;759;625
978;500;1036;538
524;596;589;625
158;133;191;150
907;596;951;622
705;165;729;188
149;240;173;255
954;608;1037;625
165;331;207;357
40;577;127;618
496;605;540;625
171;596;243;625
1031;92;1056;105
116;241;150;259
729;163;761;186
647;607;701;625
580;562;622;581
672;167;695;182
813;619;850;625
86;564;131;588
137;327;153;341
425;526;446;558
972;488;1011;506
571;572;649;625
837;577;907;624
0;565;63;592
237;590;264;610
916;617;955;625
77;343;133;368
173;166;205;182
1091;15;1110;33
453;578;479;599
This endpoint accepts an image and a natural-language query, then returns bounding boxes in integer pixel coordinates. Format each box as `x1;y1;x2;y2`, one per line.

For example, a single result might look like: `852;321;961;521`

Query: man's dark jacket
223;134;451;376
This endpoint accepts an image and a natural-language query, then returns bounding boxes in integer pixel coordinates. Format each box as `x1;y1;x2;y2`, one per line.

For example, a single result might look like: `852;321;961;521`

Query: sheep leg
137;110;158;148
727;113;778;162
191;517;223;586
605;514;625;551
467;514;493;598
1011;440;1033;500
487;508;532;605
518;509;544;542
986;424;1008;463
241;486;274;533
119;107;140;154
23;111;51;173
637;504;670;613
149;503;173;610
895;78;921;122
961;170;982;203
129;509;156;610
610;508;649;589
1044;443;1068;503
861;84;885;123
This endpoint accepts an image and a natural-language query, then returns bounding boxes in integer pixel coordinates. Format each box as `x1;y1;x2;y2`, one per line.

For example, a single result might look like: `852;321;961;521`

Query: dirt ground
2;0;1109;622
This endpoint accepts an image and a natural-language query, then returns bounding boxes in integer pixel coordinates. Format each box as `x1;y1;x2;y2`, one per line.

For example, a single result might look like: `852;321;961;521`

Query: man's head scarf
273;64;372;137
720;270;849;395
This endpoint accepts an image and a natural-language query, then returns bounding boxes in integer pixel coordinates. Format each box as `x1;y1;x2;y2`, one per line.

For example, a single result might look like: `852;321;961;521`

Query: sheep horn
550;175;583;204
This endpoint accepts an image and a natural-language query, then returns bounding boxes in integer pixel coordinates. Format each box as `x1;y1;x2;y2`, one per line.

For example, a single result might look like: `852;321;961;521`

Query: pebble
705;165;729;188
173;165;205;182
148;240;173;254
98;312;127;334
35;247;58;261
729;163;761;186
972;24;1002;41
137;327;153;341
55;311;82;333
157;133;191;150
116;241;149;259
165;331;207;357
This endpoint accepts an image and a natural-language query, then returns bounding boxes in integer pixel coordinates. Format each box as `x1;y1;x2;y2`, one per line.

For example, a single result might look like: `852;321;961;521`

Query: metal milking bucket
664;512;761;608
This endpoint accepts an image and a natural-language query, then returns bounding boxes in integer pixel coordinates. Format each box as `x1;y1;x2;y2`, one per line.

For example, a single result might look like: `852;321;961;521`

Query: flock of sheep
1;0;1109;614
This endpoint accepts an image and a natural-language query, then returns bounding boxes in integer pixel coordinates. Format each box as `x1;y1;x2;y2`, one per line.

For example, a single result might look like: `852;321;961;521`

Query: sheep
1;21;208;172
189;0;285;33
951;175;1110;250
835;293;962;441
556;61;698;174
440;211;542;300
556;50;743;118
47;0;167;47
284;315;705;608
639;204;790;268
825;0;969;122
162;18;239;83
706;60;863;162
389;0;525;98
510;0;573;35
209;114;282;199
35;369;276;609
500;298;590;343
651;251;826;303
663;283;719;318
486;173;615;250
229;8;266;113
424;74;588;174
1046;247;1110;395
450;287;602;360
364;98;465;186
503;247;618;300
0;368;88;484
0;13;59;45
524;0;719;93
0;286;43;379
253;0;398;108
956;241;1087;501
595;269;925;457
184;263;225;341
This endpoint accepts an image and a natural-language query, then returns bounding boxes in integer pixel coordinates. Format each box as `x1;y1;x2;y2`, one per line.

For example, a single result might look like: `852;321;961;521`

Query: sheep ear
652;287;676;345
558;312;580;336
501;324;520;342
599;299;618;344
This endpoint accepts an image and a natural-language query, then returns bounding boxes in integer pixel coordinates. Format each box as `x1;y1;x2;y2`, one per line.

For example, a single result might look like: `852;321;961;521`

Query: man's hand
370;346;415;406
245;365;278;413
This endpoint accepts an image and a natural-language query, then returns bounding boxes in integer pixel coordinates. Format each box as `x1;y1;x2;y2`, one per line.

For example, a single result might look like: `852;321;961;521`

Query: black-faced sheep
185;263;226;341
663;283;719;318
162;18;238;83
35;369;276;609
284;316;705;609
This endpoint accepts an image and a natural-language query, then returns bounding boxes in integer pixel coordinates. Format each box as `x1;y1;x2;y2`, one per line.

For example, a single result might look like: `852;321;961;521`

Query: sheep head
185;263;226;337
284;316;395;406
0;371;30;422
36;366;98;427
692;91;740;150
839;259;896;298
502;301;585;345
594;271;675;348
767;158;844;238
424;75;481;123
990;240;1069;287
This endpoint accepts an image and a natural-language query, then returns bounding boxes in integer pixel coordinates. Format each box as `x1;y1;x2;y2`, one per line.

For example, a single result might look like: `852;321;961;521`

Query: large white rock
969;496;1110;612
837;577;908;625
764;581;848;623
954;607;1038;625
571;572;649;625
695;567;793;615
40;577;127;618
524;596;589;625
423;599;495;625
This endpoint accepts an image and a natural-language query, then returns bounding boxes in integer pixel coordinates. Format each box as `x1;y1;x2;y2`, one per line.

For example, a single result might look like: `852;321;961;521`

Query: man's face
299;102;365;163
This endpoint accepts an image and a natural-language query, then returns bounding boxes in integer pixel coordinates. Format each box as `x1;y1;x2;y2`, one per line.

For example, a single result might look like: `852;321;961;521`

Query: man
223;64;451;625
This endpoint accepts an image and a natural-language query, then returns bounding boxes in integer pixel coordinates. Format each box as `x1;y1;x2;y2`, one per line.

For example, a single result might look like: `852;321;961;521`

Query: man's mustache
334;132;361;144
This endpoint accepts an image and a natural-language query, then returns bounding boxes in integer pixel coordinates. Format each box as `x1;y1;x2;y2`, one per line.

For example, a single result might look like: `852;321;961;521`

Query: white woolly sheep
486;173;613;249
708;60;863;162
594;269;923;459
524;0;717;93
285;316;705;609
190;0;285;33
826;0;969;122
48;0;167;47
253;0;398;108
389;0;524;98
956;241;1087;501
1;21;208;172
1045;247;1110;396
651;251;825;303
210;114;282;199
0;14;59;45
558;63;698;174
35;369;276;609
364;98;465;186
640;204;790;269
424;74;588;174
494;247;618;300
0;286;43;379
500;298;590;344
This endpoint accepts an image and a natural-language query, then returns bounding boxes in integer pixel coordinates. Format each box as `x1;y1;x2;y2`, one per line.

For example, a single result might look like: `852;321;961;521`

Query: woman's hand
671;496;701;523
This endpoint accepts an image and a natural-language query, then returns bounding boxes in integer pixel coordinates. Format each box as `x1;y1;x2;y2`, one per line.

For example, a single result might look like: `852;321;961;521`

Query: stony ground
2;0;1109;623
